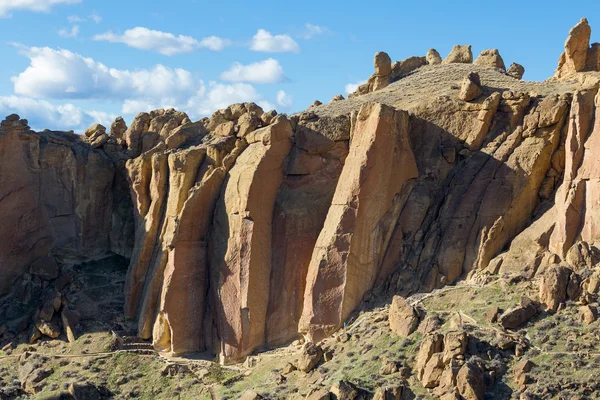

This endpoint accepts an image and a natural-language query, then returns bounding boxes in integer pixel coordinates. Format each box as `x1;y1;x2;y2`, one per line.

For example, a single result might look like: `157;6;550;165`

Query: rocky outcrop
0;115;127;295
389;296;419;337
299;102;418;342
474;49;506;71
426;49;442;65
556;18;593;78
6;17;600;369
350;52;430;97
507;63;525;79
459;72;483;101
443;45;473;64
209;116;293;362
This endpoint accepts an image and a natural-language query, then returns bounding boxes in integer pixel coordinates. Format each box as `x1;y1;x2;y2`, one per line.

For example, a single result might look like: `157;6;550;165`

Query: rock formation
443;45;473;64
556;18;593;77
507;62;525;79
474;49;506;71
5;18;600;379
0;115;131;295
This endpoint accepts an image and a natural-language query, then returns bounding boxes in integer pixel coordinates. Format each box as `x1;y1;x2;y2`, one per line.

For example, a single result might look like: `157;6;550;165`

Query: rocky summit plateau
2;17;600;400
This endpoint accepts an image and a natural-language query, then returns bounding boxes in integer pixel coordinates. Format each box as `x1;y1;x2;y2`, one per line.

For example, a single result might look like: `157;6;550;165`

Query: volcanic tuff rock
5;18;600;378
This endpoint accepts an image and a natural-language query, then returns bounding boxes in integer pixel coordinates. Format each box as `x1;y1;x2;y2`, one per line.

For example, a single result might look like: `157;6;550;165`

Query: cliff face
0;116;131;295
3;18;600;366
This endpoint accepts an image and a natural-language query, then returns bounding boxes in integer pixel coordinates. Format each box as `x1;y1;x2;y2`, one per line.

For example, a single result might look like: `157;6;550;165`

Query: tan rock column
299;102;418;342
210;116;293;363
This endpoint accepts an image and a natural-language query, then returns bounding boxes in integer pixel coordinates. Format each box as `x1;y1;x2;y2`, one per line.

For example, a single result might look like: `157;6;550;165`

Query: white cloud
276;90;293;108
250;29;300;53
300;23;329;39
220;58;285;84
198;36;229;51
10;45;277;123
12;45;201;102
93;27;230;56
58;25;79;38
0;95;115;132
0;0;80;18
68;14;101;24
345;80;367;94
90;13;101;23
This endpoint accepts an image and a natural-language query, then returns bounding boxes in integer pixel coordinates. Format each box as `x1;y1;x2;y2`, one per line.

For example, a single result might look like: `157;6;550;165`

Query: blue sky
0;0;598;132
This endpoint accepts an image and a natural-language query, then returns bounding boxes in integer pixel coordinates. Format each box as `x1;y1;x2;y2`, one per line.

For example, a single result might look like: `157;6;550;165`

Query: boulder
421;353;445;388
379;360;400;375
36;321;61;339
417;315;442;335
240;390;263;400
442;331;468;363
330;380;358;400
474;49;506;70
261;110;278;125
458;72;483;102
556;18;592;77
19;360;52;394
389;296;419;337
237;112;261;138
110;117;127;139
498;297;538;329
84;123;106;139
539;265;571;311
391;56;427;79
373;385;404;400
30;257;59;281
443;45;473;64
296;342;323;372
374;51;392;76
580;305;597;324
330;94;345;102
90;133;109;149
456;362;485;400
61;308;80;343
415;333;444;380
426;49;442;65
306;388;331;400
68;383;109;400
282;362;297;375
507;63;525;79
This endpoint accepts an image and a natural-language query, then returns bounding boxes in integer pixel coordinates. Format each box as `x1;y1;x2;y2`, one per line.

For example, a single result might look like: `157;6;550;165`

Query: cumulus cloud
220;59;285;84
58;25;79;38
93;27;230;56
300;23;329;39
250;29;300;53
0;0;80;18
0;95;115;132
10;44;276;124
345;80;367;94
276;90;293;108
12;45;200;102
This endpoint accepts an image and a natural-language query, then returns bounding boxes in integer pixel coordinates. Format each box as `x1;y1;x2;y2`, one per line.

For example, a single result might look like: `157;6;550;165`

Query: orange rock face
7;18;600;365
209;116;294;362
0;116;122;295
299;103;418;342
